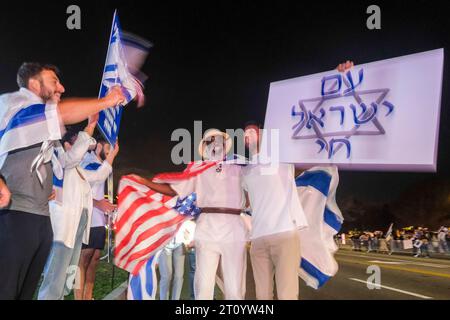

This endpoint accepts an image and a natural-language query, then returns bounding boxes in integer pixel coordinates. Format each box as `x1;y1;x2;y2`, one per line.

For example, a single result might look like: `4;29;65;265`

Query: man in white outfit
242;122;308;300
131;129;248;300
38;126;119;300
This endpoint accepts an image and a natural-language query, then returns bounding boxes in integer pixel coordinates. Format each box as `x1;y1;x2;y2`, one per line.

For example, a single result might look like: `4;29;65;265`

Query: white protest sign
263;49;444;171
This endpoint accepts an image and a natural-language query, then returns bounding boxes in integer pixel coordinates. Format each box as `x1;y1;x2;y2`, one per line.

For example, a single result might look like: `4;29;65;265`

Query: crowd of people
0;61;355;300
338;226;450;258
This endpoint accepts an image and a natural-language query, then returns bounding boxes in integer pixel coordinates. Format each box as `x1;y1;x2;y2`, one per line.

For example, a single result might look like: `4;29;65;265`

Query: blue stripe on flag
144;256;155;296
295;170;331;197
104;64;117;72
122;37;152;51
0;104;46;139
84;163;101;171
130;273;142;300
53;174;63;188
300;258;331;288
324;206;342;232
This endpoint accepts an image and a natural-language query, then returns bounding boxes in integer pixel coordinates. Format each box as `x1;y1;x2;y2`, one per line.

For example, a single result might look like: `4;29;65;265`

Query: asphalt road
297;250;450;300
171;249;450;300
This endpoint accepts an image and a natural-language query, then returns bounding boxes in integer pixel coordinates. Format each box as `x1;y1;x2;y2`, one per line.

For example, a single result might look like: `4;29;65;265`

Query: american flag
114;161;217;275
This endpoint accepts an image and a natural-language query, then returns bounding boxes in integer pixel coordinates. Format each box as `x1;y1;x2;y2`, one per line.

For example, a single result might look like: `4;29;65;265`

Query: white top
176;219;196;245
171;163;248;243
242;158;308;240
81;152;108;228
165;220;197;249
50;132;112;248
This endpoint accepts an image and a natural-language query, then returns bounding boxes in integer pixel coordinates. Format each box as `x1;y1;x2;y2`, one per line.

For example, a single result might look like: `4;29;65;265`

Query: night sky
0;0;449;205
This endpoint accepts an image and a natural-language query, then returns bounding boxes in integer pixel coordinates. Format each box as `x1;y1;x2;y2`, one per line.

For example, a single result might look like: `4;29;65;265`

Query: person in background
183;219;197;300
74;137;117;300
38;126;119;300
158;225;186;300
438;227;449;253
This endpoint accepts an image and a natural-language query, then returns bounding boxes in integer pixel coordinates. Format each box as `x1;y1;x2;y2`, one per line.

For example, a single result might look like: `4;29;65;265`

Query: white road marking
338;251;450;269
369;260;404;265
348;278;433;299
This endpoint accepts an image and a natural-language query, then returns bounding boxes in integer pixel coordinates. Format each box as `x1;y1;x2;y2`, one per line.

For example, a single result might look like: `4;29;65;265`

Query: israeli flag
296;166;344;289
127;250;162;300
97;10;152;146
0;89;62;169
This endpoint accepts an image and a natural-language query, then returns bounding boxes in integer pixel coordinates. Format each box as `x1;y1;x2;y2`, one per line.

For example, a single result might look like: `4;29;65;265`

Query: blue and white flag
385;223;394;240
296;166;343;289
97;10;152;146
0;88;62;170
127;250;162;300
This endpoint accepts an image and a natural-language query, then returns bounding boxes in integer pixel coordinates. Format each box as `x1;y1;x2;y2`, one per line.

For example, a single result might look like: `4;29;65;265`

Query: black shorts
82;226;106;250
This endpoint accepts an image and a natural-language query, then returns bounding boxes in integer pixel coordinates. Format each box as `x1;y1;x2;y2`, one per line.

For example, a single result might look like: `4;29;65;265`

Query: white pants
194;240;247;300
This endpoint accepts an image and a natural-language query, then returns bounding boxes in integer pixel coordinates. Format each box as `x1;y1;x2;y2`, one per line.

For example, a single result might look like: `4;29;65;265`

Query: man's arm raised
58;86;125;125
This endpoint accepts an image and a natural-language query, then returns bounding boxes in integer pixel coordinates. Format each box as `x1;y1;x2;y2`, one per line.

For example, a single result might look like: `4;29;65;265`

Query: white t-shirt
242;159;308;240
170;163;248;243
81;152;107;228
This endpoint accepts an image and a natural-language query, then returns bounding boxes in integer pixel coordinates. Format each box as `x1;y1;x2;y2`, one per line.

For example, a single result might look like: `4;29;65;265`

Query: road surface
297;250;450;300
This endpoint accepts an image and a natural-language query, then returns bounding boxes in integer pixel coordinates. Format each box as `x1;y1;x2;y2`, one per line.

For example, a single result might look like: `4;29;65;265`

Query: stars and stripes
115;160;216;278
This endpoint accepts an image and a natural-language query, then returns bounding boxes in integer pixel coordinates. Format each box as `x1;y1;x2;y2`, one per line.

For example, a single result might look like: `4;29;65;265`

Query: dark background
0;0;448;230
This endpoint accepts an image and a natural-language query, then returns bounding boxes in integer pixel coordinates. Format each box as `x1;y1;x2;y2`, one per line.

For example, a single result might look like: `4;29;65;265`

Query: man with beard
130;129;248;300
75;137;117;300
242;61;353;299
0;62;125;300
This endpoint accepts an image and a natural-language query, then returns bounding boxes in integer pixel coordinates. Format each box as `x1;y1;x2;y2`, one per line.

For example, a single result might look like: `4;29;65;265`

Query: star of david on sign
291;76;395;159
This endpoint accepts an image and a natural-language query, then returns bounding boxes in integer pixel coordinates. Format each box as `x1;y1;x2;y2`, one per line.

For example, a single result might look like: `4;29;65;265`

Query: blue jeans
158;244;185;300
38;211;87;300
187;249;196;300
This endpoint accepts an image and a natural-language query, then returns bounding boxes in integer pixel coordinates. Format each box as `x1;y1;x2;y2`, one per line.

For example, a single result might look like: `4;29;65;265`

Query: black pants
0;210;53;300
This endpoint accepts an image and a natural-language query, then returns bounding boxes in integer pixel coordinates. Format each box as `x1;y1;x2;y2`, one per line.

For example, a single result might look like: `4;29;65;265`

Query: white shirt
50;132;112;248
170;163;248;243
242;158;308;240
81;152;108;228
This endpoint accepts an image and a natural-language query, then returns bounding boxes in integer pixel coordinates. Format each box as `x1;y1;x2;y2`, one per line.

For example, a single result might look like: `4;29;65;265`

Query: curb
102;281;128;300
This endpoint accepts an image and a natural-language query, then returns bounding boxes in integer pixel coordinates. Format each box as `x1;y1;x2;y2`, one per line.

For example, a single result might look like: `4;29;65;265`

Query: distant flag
385;222;394;239
296;166;344;289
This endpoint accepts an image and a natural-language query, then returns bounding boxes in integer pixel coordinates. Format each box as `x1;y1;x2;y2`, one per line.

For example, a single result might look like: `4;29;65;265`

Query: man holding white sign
242;62;353;300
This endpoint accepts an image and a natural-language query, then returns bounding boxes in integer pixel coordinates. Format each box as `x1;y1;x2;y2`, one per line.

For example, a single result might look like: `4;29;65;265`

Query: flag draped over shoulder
0;89;62;169
296;166;344;289
115;161;217;276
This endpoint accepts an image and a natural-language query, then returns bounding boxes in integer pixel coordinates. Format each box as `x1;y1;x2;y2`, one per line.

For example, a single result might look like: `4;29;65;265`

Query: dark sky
0;0;448;204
